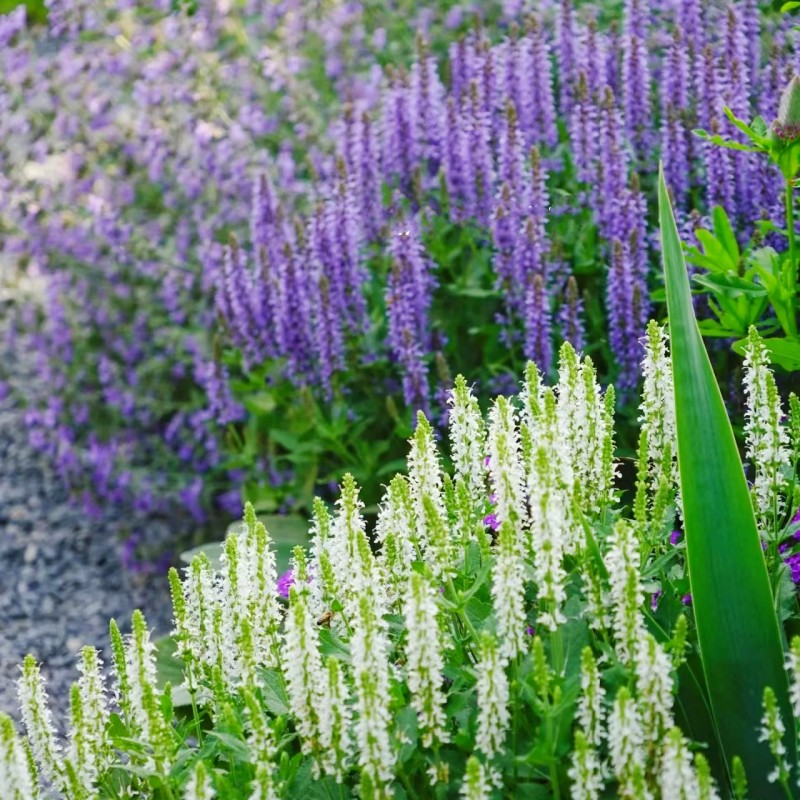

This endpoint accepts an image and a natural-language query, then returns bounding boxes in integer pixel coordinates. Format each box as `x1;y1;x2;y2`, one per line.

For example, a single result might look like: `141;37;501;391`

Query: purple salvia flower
556;0;577;116
250;173;278;253
607;231;646;393
443;97;468;216
500;33;526;137
595;86;629;241
220;237;263;366
448;35;470;107
497;101;525;196
491;184;519;292
194;357;244;426
385;215;434;412
722;6;753;222
621;0;652;160
569;72;597;184
577;18;605;101
464;79;495;226
274;235;314;383
357;110;382;241
704;116;737;220
306;207;346;395
604;21;621;98
522;245;552;374
381;66;417;193
697;44;724;131
741;0;760;101
525;15;558;147
410;38;445;178
328;162;369;335
558;276;586;352
661;28;691;207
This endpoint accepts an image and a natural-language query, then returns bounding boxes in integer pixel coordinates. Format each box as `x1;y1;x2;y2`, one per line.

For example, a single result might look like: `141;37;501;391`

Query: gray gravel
0;368;181;731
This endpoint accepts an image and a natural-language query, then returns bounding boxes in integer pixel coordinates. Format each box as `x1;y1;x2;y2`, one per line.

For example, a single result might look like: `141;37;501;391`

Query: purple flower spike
525;625;536;636
651;590;662;611
681;593;693;606
483;512;500;531
670;530;682;545
277;569;295;598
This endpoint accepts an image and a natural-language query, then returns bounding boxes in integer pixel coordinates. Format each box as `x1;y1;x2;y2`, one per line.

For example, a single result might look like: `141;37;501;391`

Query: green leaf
711;206;740;265
732;336;800;371
258;668;290;716
691;129;762;152
659;164;795;796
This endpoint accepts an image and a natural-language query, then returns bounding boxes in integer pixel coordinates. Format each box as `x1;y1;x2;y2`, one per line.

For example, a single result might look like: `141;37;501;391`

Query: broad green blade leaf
659;165;794;796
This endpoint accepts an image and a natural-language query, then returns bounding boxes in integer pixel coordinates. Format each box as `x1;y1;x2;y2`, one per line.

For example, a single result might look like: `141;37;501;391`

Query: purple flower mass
0;0;795;535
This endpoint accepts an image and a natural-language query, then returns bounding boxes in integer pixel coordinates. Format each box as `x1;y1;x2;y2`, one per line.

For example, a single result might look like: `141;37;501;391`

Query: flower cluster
6;329;796;797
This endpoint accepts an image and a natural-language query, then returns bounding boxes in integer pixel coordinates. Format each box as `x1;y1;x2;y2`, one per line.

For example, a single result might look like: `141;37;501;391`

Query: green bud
778;76;800;128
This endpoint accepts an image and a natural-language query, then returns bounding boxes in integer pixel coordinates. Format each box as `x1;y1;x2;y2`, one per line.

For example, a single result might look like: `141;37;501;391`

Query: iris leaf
658;164;795;796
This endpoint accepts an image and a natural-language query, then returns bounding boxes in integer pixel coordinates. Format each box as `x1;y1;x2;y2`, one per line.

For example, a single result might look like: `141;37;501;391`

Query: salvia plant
2;0;800;527
3;294;800;797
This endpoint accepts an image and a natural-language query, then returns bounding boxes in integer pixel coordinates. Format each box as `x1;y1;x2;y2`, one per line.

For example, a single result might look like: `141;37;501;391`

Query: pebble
0;341;187;734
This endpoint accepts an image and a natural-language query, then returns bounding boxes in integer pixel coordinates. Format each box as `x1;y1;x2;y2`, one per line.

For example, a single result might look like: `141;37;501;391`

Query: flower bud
774;76;800;140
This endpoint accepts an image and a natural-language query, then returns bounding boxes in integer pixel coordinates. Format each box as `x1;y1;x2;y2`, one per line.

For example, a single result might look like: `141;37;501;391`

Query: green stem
187;669;203;746
786;179;797;291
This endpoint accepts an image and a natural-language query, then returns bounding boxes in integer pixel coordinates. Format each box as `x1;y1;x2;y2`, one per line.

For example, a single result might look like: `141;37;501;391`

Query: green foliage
692;101;800;371
659;165;795;796
0;0;46;24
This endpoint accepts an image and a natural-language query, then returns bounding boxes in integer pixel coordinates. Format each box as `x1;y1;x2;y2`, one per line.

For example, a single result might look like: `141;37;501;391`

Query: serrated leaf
659;164;795;796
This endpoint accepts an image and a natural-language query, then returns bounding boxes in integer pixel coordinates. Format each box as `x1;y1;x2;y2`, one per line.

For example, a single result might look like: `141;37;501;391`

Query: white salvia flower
553;343;585;490
408;412;449;552
658;727;700;799
460;756;494;800
605;521;645;666
318;657;352;782
375;475;418;609
177;552;220;690
331;474;385;611
520;361;545;434
405;571;450;747
426;761;449;787
528;442;568;630
608;687;650;800
555;346;614;512
492;521;528;658
242;509;284;669
487;396;526;530
309;497;335;615
785;636;800;719
282;568;326;766
576;647;605;747
743;326;791;534
759;686;791;786
17;654;63;789
634;632;674;745
184;759;215;800
0;713;38;800
567;729;604;800
68;646;110;791
122;611;173;772
639;320;680;517
449;375;488;507
474;633;510;758
351;593;395;794
242;689;279;800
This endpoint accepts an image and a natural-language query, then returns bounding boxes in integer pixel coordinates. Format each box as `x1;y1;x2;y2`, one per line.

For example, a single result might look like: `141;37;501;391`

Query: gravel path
0;370;181;730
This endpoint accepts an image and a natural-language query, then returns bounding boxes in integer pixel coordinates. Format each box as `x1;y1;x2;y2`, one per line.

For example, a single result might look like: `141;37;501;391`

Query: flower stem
786;179;797;291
